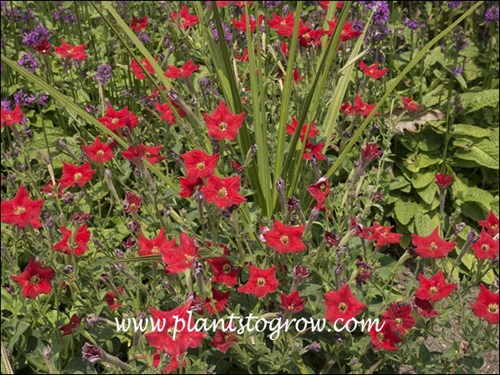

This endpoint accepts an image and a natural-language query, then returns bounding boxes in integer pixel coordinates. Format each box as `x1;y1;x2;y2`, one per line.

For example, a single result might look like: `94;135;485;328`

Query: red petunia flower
206;256;241;287
129;15;148;32
267;12;310;38
161;233;199;274
238;265;280;298
324;284;366;323
413;296;438;318
327;20;361;41
123;191;143;214
235;48;249;62
381;302;415;335
286;116;319;141
307;176;330;206
104;286;124;310
232;12;263;32
263;219;306;254
179;175;204;198
1;103;24;127
359;61;389;79
319;1;344;11
145;299;207;356
415;271;456;303
478;211;499;237
471;283;499;324
164;59;199;79
411;226;457;258
201;175;246;209
155;102;176;125
201;288;230;316
60;314;82;336
53;224;91;256
172;4;199;29
53;39;87;60
303;141;325;161
368;324;402;351
131;57;155;80
138;228;176;257
360;143;382;165
82;136;114;164
181;149;219;179
97;104;138;132
352;94;378;117
34;39;51;54
58;161;95;189
471;230;499;260
402;96;420;111
211;329;237;353
299;28;326;48
340;100;355;115
41;179;63;198
10;258;55;299
280;291;305;313
121;144;166;165
435;172;453;190
1;183;43;228
203;101;245;141
360;223;402;248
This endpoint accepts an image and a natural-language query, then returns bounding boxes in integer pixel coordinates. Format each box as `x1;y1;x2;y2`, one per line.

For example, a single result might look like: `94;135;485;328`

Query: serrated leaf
461;89;499;114
411;171;435;189
451;124;490;138
414;212;439;236
454;139;499;169
394;200;418;225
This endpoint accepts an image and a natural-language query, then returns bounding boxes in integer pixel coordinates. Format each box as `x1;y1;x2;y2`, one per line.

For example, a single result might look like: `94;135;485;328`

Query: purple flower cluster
22;24;50;48
18;51;38;73
210;20;232;46
452;65;464;76
485;6;499;24
448;1;462;9
364;1;390;25
262;1;281;9
93;64;112;85
13;89;49;108
137;32;151;44
1;3;35;23
402;17;425;30
451;27;468;51
52;4;76;24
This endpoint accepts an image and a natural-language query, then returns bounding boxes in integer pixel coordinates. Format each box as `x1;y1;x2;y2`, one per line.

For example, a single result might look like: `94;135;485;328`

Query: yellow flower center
320;185;327;192
4;114;12;120
97;149;104;156
219;122;228;131
185;254;194;263
151;246;160;254
429;286;438;294
481;244;490;252
196;162;205;170
280;235;289;244
15;206;26;215
218;188;227;198
30;275;40;284
395;317;402;326
257;277;266;287
429;242;438;251
74;173;83;180
222;264;231;273
377;333;384;341
338;302;347;312
488;304;498;314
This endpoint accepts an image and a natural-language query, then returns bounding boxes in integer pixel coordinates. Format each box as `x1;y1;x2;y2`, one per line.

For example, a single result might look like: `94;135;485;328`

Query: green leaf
414;212;439;236
461;89;499;114
454;139;499;169
394;200;418;225
451;124;491;138
416;182;438;205
410;171;435;189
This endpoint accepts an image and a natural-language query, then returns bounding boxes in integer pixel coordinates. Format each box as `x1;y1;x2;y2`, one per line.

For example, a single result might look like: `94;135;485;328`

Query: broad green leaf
451;124;491;138
454;139;499;169
394;200;418;225
461;89;499;114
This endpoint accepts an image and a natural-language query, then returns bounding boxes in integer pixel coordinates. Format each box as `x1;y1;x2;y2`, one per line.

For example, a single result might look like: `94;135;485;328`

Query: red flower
179;175;204;198
471;283;499;324
202;288;230;316
97;104;138;132
327;20;361;41
263;219;306;254
123;192;143;214
82;136;114;164
478;211;499;237
232;13;262;32
1;183;43;228
352;94;378;116
303;141;325;161
138;228;175;257
211;329;237;353
104;286;124;310
58;161;95;189
161;233;199;274
53;224;91;256
53;39;87;60
129;15;148;32
307;176;330;206
201;175;246;209
359;61;388;79
60;314;82;336
267;12;309;38
471;230;499;260
324;284;366;323
131;57;155;80
203;101;245;141
235;48;249;62
280;291;305;313
181;149;219;179
360;223;402;248
145;300;207;356
206;256;241;287
340;100;355;115
155;102;176;125
1;103;24;127
41;179;62;198
413;296;438;318
411;226;457;258
121;144;166;165
435;172;453;190
368;324;402;351
10;258;55;299
402;96;420;111
34;39;51;54
381;302;415;335
299;28;326;48
286;116;319;141
415;271;456;303
319;1;344;11
164;59;199;79
360;143;382;165
238;265;280;298
172;4;199;29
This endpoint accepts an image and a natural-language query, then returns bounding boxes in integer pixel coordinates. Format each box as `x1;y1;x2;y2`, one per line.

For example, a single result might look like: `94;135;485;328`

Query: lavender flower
364;1;390;25
402;17;425;30
18;51;38;73
262;1;281;9
137;32;150;44
52;4;76;23
93;64;112;85
450;27;468;51
485;6;499;24
22;24;50;48
452;65;464;76
210;20;232;46
448;1;462;9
